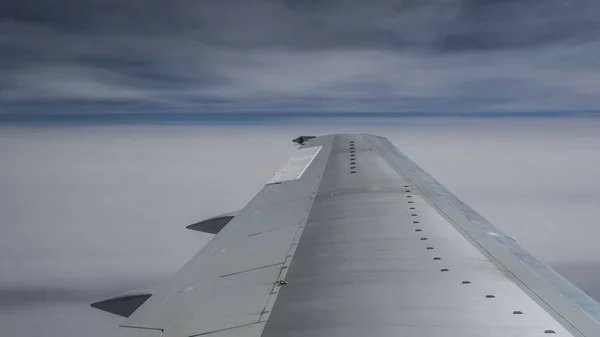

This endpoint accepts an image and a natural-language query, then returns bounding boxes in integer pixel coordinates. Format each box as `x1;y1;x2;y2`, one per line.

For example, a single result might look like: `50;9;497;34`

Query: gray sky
2;0;600;113
1;119;600;336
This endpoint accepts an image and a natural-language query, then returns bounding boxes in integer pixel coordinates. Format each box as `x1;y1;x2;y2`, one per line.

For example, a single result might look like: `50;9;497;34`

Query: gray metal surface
102;133;600;337
261;134;582;337
107;136;333;337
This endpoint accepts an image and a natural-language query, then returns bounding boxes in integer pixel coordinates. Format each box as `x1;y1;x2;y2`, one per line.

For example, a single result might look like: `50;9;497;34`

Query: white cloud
1;119;600;336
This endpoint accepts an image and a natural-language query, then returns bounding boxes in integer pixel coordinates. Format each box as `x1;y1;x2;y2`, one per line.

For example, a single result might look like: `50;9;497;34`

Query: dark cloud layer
1;0;600;113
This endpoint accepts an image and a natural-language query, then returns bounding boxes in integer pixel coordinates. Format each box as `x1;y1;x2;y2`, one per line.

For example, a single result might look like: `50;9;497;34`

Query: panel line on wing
188;322;263;336
219;263;285;278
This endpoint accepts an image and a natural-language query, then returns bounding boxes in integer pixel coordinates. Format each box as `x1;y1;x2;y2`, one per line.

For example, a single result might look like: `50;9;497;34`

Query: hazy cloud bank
2;118;600;336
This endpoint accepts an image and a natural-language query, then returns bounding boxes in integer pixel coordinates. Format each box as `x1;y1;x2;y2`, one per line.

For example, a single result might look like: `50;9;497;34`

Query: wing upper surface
109;137;333;337
102;134;600;337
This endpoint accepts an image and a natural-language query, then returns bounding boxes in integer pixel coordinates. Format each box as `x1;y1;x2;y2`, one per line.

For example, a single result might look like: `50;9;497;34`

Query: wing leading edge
94;134;600;337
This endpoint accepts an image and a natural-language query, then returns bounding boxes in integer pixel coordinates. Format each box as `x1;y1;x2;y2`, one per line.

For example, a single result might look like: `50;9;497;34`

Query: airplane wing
92;133;600;337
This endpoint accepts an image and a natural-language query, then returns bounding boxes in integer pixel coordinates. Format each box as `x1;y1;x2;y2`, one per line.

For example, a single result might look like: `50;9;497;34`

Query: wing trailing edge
91;291;152;317
185;211;238;234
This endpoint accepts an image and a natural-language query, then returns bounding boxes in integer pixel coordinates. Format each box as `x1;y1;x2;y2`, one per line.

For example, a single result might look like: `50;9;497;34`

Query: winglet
292;136;316;145
186;211;238;234
91;293;152;317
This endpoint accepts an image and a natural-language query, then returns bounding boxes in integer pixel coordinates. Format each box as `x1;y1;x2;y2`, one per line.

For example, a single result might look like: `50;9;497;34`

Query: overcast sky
2;119;600;336
2;0;600;113
2;1;600;336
